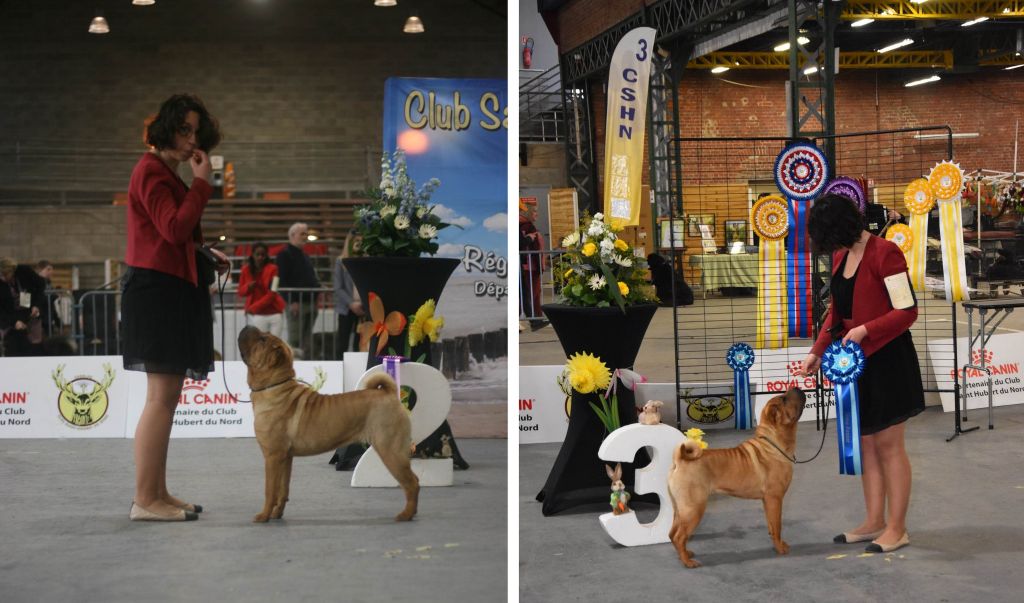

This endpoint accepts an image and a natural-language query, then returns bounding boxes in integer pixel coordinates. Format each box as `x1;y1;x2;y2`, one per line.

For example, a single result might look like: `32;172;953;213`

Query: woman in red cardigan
238;242;285;336
799;194;924;553
121;94;227;522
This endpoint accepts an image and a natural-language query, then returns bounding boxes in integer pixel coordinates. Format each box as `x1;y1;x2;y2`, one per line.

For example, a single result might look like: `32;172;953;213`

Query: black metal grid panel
669;128;960;419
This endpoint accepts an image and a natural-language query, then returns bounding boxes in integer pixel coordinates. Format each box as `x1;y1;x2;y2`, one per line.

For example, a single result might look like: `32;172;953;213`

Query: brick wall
591;69;1024;205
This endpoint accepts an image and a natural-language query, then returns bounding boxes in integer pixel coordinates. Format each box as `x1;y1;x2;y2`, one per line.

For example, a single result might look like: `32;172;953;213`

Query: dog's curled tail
363;373;398;397
674;438;704;463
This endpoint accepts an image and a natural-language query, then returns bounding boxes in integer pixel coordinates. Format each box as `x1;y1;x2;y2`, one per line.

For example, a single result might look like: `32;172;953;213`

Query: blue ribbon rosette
726;343;756;430
821;341;866;475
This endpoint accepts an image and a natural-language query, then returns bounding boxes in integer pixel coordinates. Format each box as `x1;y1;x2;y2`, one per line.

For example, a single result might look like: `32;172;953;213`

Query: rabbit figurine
606;463;631;515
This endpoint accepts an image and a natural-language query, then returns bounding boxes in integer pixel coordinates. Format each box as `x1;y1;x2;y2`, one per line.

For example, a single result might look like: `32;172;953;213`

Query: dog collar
249;378;295;393
757;435;798;463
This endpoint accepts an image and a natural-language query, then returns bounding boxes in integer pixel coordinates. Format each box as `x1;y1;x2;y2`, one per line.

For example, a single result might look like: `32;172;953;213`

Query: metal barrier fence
3;286;352;362
519;249;569;320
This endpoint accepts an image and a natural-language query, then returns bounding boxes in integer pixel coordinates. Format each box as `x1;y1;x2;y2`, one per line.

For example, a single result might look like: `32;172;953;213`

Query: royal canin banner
0;358;348;439
926;334;1024;413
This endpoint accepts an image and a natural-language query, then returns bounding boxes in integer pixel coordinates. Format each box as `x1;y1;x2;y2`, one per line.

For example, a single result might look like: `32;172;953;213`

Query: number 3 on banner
350;362;453;487
598;423;685;546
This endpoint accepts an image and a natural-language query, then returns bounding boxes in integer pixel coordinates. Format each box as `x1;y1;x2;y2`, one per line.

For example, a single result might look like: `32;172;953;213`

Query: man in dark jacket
276;223;321;359
0;257;45;356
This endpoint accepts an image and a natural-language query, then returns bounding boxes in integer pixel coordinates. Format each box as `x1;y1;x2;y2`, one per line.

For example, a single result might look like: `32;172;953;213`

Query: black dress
832;255;925;435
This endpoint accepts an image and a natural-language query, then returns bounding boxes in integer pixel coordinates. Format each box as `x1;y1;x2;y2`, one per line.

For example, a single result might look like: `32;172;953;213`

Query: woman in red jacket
800;194;924;553
238;243;285;336
121;94;226;522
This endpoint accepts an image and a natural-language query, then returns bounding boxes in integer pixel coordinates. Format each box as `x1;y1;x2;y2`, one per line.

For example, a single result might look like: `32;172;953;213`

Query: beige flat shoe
129;501;198;522
174;502;203;513
865;532;910;553
833;529;884;544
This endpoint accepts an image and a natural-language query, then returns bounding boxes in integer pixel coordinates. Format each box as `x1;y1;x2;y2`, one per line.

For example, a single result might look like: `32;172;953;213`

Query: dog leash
758;388;833;465
214;276;253;404
249;377;295;393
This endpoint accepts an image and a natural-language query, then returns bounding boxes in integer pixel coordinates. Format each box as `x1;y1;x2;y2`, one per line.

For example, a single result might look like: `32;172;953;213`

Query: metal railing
519;249;567;320
519;65;566;143
1;286;357;362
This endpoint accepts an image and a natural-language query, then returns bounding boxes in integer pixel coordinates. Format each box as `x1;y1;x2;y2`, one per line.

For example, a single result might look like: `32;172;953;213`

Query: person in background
121;93;228;522
799;193;924;554
0;257;45;356
518;199;546;331
276;222;320;359
238;242;285;337
333;231;364;357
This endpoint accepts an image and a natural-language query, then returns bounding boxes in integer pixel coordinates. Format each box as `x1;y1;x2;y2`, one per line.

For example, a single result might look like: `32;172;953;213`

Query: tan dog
667;387;805;568
238;326;419;523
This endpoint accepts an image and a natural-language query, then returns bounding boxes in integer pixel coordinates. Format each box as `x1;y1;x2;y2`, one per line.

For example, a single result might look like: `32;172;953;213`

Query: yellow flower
564;268;574;278
684;428;705;439
699;440;709;449
565;352;611;394
408;299;444;347
614;239;628;251
617;281;629;296
582;242;597;257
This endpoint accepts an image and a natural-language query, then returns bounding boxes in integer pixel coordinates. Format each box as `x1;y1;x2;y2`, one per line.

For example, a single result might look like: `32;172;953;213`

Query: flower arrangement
358;295;444;363
554;212;657;311
997;181;1024;217
684;427;709;450
560;352;620;433
353;149;454;257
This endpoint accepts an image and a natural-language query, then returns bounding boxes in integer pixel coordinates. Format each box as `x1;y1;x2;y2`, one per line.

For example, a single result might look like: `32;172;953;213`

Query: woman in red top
121;94;227;522
800;194;924;553
238;242;285;337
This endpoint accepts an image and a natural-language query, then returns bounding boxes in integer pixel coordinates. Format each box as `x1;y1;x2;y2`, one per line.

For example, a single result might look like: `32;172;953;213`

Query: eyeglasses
176;124;197;138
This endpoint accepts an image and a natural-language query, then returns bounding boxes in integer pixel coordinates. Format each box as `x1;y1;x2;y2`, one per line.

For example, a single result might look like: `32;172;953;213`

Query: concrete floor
519;298;1024;602
519;405;1024;602
0;438;506;603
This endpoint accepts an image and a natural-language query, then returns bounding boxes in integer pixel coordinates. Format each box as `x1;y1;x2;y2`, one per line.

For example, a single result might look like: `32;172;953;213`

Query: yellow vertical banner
901;178;935;292
751;195;789;349
603;27;656;229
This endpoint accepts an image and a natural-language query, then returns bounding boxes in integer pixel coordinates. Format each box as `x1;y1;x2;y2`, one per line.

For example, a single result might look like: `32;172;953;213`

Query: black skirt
121;265;214;380
856;331;926;435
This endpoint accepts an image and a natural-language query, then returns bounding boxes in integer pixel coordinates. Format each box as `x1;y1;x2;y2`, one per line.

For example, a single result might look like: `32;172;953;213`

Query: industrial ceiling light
910;0;929;4
374;0;397;6
962;17;990;27
803;65;819;75
878;38;914;53
403;15;424;33
88;12;109;34
132;0;155;6
711;66;730;73
1005;64;1024;70
851;18;874;27
905;74;940;87
773;37;810;52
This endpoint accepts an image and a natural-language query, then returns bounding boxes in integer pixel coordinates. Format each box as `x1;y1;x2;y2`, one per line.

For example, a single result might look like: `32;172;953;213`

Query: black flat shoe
865;532;910;553
833;529;884;544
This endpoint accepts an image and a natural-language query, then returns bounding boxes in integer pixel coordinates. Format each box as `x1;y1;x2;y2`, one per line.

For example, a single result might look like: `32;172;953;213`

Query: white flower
600;238;614;254
614;255;633;267
562;231;579;247
394;215;410;230
380;205;397;218
383;186;396;197
416;206;429;218
593;212;604;221
587;222;604;237
588;274;606;290
419;224;437;239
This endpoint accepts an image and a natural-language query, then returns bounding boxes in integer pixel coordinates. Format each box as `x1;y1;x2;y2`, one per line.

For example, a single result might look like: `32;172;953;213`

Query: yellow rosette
751;194;789;349
902;178;934;292
885;223;913;254
928;161;970;302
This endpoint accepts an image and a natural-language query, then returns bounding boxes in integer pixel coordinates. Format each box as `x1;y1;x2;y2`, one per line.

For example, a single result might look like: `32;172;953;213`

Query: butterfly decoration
358;292;407;355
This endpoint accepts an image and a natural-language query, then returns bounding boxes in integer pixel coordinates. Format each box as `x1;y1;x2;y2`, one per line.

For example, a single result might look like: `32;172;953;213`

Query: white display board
751;345;832;423
0;356;130;438
518;365;569;444
926;333;1024;412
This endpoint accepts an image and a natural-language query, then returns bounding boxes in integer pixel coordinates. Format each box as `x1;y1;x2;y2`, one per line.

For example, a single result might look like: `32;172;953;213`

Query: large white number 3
350;362;453;487
597;423;685;546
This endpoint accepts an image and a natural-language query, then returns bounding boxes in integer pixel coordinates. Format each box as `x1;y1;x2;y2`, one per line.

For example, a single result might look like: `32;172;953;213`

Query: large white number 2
597;423;685;546
350;362;453;487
